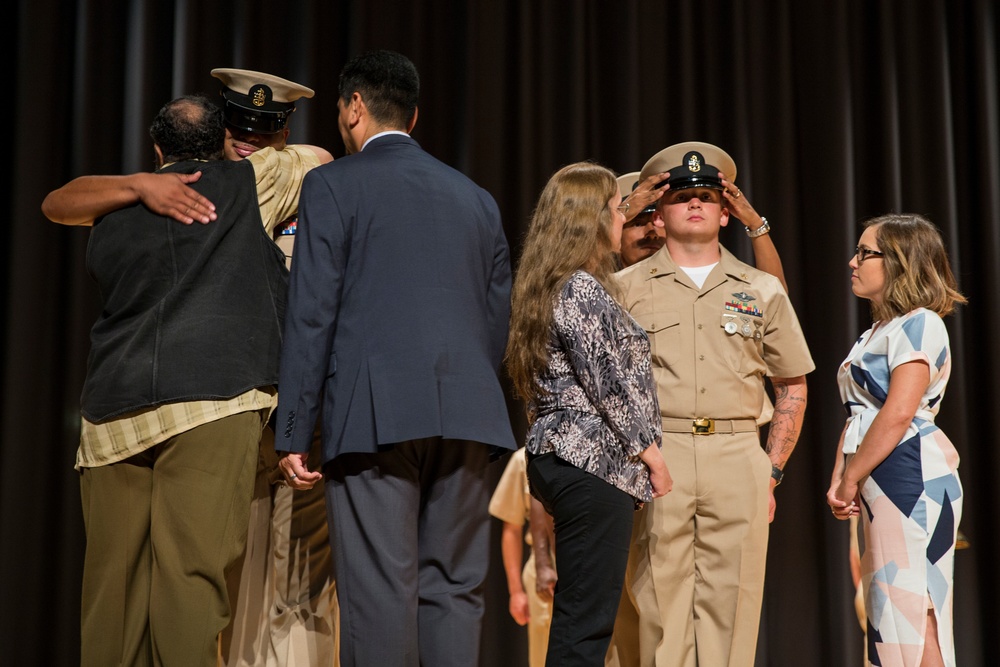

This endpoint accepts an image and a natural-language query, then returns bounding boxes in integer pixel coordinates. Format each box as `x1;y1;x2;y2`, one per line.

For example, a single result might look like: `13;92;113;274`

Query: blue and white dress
838;307;962;667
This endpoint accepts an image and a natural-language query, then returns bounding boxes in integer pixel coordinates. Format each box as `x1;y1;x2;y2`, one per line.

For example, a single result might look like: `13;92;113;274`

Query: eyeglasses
854;246;885;263
616;202;631;215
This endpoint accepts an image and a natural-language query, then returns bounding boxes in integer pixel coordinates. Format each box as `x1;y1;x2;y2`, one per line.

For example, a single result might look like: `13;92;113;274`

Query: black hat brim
661;174;725;191
223;103;289;134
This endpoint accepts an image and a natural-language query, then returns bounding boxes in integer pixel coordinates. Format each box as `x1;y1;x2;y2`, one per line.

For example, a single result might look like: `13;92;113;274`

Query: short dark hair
338;50;419;129
149;95;226;163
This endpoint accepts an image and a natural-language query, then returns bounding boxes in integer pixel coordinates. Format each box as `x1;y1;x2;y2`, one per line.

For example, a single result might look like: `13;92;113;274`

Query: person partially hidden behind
209;67;340;667
41;95;330;667
489;448;554;667
615;170;788;291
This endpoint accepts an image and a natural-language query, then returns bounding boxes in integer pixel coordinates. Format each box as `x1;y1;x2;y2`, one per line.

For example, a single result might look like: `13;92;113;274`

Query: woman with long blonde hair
506;161;671;665
828;213;966;667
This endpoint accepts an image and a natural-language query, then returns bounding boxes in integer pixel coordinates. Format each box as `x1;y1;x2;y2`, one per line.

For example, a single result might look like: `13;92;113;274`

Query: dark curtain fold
5;1;996;664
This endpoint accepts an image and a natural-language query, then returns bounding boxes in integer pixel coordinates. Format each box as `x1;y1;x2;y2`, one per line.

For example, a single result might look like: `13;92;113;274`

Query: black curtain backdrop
4;1;997;665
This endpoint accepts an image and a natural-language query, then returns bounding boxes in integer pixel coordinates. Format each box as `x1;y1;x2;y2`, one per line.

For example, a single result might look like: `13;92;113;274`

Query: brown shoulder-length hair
505;161;619;404
865;213;967;321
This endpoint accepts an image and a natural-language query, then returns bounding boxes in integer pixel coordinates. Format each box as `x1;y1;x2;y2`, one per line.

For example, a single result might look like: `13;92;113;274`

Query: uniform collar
716;245;755;285
635;243;753;286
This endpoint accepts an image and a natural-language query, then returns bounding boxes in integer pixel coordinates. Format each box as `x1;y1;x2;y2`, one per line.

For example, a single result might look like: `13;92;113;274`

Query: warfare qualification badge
724;291;764;318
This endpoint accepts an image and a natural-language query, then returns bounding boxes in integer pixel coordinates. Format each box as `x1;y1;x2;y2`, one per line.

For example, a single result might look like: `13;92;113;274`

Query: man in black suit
272;50;515;666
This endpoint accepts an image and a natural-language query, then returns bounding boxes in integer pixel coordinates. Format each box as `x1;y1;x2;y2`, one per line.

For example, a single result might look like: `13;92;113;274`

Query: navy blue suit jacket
273;134;515;462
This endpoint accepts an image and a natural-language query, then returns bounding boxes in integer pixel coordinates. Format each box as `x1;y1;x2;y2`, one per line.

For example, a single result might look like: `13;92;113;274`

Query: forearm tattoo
766;379;807;465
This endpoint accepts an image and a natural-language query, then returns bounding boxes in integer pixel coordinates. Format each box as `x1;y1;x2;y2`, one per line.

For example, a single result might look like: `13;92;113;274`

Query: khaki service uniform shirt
489;448;532;547
614;244;814;421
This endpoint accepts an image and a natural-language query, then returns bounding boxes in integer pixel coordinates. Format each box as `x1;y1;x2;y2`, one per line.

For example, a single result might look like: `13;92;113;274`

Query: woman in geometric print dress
828;213;966;667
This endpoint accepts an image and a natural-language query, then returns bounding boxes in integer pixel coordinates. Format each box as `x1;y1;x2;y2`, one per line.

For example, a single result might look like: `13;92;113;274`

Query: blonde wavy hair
865;213;967;321
505;161;619;404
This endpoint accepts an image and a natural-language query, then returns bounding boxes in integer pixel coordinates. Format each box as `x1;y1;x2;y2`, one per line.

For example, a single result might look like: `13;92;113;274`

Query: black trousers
527;452;636;666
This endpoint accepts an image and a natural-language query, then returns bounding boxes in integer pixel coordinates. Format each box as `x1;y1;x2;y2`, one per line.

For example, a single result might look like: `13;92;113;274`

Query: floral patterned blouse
525;270;662;501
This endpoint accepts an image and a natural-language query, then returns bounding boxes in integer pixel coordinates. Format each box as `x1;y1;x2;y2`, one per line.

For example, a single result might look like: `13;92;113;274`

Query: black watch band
771;465;784;486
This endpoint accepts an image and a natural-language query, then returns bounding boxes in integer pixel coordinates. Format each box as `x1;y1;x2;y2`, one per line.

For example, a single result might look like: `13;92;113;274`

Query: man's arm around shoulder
42;171;217;227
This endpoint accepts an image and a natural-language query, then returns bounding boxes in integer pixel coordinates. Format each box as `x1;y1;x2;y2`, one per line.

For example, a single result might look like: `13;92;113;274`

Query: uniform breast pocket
719;314;763;372
632;311;681;368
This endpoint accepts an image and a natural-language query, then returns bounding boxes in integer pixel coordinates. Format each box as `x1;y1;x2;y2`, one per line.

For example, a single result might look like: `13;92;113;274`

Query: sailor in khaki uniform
488;448;554;667
211;68;340;667
610;143;814;667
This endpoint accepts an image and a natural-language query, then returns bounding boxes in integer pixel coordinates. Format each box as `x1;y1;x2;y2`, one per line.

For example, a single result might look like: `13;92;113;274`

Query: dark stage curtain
4;1;997;665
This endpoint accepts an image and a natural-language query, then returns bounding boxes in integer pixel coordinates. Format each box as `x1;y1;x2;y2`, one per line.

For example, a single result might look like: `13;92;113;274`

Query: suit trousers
527;453;635;667
79;410;264;667
613;430;771;667
324;438;492;667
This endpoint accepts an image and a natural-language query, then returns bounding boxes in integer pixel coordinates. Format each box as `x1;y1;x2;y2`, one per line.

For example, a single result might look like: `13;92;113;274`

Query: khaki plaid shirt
77;388;276;469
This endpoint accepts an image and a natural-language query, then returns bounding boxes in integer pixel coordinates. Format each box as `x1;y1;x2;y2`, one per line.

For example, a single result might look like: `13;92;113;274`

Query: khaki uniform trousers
522;550;553;667
611;425;771;667
80;411;264;667
220;427;339;667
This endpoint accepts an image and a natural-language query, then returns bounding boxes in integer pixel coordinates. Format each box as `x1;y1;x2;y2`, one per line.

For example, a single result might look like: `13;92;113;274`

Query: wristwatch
745;217;770;238
771;464;784;486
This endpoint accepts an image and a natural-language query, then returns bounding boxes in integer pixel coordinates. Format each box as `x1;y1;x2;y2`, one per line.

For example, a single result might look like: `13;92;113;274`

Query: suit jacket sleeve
273;169;345;453
485;199;512;370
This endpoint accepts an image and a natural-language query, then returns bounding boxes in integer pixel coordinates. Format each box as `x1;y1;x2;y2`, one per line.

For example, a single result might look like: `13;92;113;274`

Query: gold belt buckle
692;418;715;435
